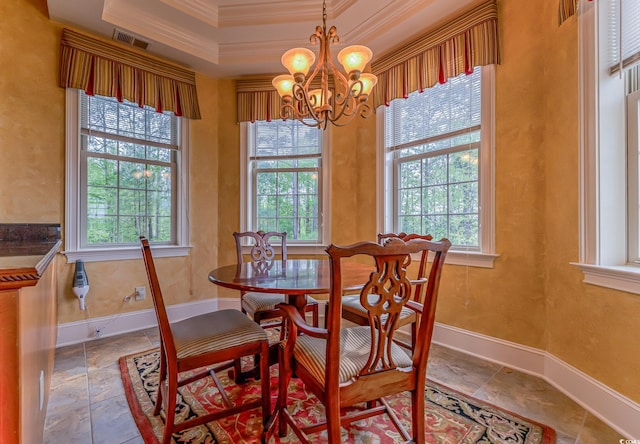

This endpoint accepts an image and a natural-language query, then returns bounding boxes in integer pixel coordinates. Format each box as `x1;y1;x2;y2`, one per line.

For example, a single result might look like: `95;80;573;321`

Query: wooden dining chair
140;237;271;444
274;236;450;443
341;232;433;350
234;230;319;328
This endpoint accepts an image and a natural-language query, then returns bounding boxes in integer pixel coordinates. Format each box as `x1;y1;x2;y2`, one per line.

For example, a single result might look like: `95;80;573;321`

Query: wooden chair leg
278;347;292;437
411;386;426;444
162;375;178;444
154;350;166;416
326;399;342;443
260;341;271;426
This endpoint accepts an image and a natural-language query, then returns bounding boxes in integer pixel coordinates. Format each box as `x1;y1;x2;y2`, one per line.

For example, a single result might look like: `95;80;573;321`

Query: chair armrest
276;303;329;339
406;300;424;314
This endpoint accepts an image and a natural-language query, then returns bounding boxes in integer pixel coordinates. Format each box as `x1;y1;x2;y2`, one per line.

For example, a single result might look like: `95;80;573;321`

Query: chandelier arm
292;83;322;123
329;97;357;123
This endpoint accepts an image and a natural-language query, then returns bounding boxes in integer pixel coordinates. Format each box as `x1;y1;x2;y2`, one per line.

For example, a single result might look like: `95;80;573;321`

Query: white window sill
571;262;640;295
444;251;499;268
63;245;191;263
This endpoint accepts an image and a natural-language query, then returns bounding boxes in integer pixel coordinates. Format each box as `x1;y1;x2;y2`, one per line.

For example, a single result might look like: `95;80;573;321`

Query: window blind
81;93;179;151
385;70;481;152
608;0;640;74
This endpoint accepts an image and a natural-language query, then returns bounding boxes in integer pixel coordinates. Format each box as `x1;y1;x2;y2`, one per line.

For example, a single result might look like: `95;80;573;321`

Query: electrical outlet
135;286;146;301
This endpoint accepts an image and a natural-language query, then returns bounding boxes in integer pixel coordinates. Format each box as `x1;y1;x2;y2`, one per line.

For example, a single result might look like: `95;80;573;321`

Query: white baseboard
55;298;640;438
56;298;219;347
432;322;639;439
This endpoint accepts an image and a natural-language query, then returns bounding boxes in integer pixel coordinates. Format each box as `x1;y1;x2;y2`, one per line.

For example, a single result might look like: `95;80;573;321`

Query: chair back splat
276;236;450;444
234;230;287;264
233;230;319;333
339;232;435;350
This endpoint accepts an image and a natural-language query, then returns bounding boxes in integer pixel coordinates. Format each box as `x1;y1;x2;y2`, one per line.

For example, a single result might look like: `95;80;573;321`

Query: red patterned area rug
120;348;556;444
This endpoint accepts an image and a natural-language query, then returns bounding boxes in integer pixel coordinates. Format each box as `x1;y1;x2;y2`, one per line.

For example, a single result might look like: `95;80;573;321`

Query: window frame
63;89;191;263
240;120;331;254
572;0;640;294
377;65;498;268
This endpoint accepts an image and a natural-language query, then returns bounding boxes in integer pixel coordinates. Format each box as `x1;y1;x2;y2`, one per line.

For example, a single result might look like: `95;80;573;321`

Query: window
574;0;640;292
240;119;329;252
378;66;496;268
628;87;640;263
64;90;190;262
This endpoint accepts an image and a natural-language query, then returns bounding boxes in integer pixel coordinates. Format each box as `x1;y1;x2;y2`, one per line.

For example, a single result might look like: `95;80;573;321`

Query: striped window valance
236;78;283;123
371;0;499;107
558;0;593;25
236;77;334;123
59;28;201;119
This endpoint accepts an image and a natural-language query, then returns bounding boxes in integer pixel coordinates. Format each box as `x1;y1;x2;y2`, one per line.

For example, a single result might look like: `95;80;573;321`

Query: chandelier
272;0;377;130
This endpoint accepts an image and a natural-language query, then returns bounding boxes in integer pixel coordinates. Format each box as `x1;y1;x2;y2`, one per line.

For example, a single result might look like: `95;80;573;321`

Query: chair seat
294;326;413;385
172;309;268;359
341;294;417;327
242;292;319;313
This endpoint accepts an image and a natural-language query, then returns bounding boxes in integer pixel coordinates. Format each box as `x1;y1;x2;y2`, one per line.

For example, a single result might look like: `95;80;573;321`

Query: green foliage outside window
81;93;177;246
252;120;322;242
389;70;482;248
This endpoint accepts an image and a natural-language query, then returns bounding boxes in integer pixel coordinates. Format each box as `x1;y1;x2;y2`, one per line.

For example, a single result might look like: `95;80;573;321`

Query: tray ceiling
47;0;479;77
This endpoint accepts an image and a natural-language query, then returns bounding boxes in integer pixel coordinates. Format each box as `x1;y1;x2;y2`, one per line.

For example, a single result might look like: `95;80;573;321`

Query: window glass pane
423;156;447;185
87;186;117;217
251;120;322;242
277;195;294;217
87;216;117;244
449;182;478;213
277;172;294;195
450;215;478;246
258;195;277;217
423;215;447;239
387;70;482;249
450;149;478;182
81;92;177;246
256;218;277;232
277;218;294;234
423;185;447;214
87;157;118;187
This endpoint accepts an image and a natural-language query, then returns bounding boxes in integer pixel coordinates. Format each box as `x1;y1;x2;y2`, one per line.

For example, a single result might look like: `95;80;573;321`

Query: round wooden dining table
208;258;372;315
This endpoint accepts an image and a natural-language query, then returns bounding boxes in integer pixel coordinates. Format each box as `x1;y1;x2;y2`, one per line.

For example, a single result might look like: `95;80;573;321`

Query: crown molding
218;0;359;27
102;0;219;64
159;0;219;27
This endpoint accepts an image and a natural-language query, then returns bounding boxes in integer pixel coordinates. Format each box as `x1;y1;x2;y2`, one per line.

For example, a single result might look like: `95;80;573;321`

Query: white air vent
112;28;149;50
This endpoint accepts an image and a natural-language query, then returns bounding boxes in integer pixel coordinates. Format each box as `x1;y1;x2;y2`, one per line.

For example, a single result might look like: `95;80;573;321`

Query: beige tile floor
44;328;624;444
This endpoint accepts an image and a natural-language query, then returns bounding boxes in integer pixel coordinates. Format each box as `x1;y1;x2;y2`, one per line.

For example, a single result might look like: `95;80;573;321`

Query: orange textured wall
1;0;639;404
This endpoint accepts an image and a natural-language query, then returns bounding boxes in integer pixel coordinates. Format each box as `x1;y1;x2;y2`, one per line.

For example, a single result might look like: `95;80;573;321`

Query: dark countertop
0;224;61;289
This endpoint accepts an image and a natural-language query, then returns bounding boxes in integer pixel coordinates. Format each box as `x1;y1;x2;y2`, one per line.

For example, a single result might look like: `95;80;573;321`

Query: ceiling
46;0;478;78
